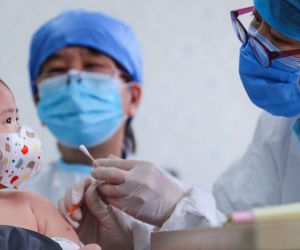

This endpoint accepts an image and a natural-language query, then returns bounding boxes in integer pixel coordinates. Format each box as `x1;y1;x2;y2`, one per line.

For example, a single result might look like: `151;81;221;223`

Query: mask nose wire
65;69;133;85
66;69;82;85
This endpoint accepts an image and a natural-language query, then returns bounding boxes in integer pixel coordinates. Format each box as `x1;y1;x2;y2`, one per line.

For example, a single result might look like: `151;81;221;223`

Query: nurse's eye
270;34;286;44
254;17;260;24
251;11;262;29
85;63;107;70
84;63;113;75
46;67;68;76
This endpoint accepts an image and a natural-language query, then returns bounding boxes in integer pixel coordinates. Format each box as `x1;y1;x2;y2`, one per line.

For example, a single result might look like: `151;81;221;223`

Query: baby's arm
25;191;101;250
25;191;81;245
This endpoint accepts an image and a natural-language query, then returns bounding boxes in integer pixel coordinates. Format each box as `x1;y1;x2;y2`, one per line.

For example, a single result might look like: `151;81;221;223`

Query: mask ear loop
112;69;136;122
112;70;135;91
125;81;135;90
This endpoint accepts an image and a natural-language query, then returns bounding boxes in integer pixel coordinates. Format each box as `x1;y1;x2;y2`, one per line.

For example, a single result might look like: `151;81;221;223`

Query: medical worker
59;0;300;249
25;9;142;205
213;0;300;213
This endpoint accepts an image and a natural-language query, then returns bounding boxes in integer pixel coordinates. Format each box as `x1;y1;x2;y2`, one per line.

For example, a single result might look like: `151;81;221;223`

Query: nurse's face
38;46;128;80
36;46;141;118
252;9;300;56
0;83;19;133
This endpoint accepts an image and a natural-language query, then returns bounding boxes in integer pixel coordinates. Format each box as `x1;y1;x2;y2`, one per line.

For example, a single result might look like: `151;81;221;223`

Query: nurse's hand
92;157;185;227
80;244;101;250
58;178;133;250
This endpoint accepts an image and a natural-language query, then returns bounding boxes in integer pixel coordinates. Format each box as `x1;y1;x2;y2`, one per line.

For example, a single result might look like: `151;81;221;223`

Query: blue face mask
239;27;300;117
37;71;125;148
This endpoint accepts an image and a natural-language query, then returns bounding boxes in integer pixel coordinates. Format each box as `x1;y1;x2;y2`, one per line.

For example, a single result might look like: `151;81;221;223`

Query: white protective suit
213;111;300;214
24;160;92;204
133;111;300;249
128;187;226;250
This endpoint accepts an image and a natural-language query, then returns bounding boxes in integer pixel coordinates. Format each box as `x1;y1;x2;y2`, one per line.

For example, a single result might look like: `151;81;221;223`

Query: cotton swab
79;145;101;168
67;145;101;216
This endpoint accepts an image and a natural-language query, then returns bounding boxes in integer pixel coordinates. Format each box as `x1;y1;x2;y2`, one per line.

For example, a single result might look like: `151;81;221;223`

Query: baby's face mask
0;126;42;188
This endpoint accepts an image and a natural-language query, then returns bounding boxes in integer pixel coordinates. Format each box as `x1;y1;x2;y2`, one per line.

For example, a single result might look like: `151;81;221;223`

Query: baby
0;79;101;250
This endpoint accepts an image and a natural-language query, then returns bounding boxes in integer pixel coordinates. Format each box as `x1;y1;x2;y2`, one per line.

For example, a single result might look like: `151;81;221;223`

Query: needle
67;145;101;216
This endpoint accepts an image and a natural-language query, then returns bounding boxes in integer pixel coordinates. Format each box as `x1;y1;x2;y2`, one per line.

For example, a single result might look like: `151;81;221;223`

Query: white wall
0;0;260;190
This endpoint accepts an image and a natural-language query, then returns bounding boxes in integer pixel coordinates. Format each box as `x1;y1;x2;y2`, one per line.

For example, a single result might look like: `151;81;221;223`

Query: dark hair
115;63;137;156
124;118;136;156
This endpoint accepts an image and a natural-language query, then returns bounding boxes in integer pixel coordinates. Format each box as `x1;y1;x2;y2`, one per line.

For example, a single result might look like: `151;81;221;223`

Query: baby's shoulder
0;190;32;203
15;191;59;235
8;190;46;201
21;190;55;209
5;190;53;211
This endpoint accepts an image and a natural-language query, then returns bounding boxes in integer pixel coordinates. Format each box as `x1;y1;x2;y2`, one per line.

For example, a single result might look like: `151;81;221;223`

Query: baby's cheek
0;124;17;133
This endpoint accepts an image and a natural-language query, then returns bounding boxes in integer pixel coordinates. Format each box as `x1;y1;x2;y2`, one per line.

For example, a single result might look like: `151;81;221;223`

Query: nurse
60;0;300;249
213;0;300;213
25;9;142;204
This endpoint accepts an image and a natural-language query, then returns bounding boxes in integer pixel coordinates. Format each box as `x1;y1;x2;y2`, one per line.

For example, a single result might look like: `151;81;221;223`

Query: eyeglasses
230;6;300;67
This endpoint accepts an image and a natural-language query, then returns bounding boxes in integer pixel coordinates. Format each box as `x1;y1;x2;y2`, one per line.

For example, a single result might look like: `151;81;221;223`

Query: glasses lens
249;37;270;67
231;15;247;44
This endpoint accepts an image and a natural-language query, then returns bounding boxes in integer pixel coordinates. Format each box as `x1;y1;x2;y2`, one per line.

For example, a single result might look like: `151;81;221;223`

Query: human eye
85;62;108;70
5;117;12;124
84;62;114;75
4;116;18;125
39;58;68;79
44;66;68;77
253;15;261;24
269;31;298;50
251;11;262;29
85;63;100;70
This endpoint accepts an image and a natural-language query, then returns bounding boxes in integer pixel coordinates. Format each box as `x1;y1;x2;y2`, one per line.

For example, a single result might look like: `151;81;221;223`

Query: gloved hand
80;243;101;250
92;157;185;227
58;178;133;250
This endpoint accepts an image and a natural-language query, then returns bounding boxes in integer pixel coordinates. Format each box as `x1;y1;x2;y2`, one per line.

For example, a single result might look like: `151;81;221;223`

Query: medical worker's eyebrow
45;53;64;63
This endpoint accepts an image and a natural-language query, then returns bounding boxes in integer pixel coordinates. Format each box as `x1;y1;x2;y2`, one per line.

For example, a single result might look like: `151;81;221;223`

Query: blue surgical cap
254;0;300;41
29;9;142;93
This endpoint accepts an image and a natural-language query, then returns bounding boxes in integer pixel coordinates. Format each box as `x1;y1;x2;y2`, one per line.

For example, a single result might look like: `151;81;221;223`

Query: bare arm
25;191;81;246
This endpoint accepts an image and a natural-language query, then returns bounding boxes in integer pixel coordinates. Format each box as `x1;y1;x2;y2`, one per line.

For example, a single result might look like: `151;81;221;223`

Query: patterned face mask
0;126;42;188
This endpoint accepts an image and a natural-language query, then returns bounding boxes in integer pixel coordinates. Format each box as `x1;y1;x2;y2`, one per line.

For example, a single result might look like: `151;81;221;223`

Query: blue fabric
57;159;93;174
293;119;300;144
254;0;300;41
239;27;300;117
37;71;124;148
29;9;142;93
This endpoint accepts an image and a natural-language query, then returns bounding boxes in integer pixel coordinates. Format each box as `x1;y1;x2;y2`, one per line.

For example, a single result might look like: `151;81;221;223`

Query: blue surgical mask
37;70;126;148
239;26;300;117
